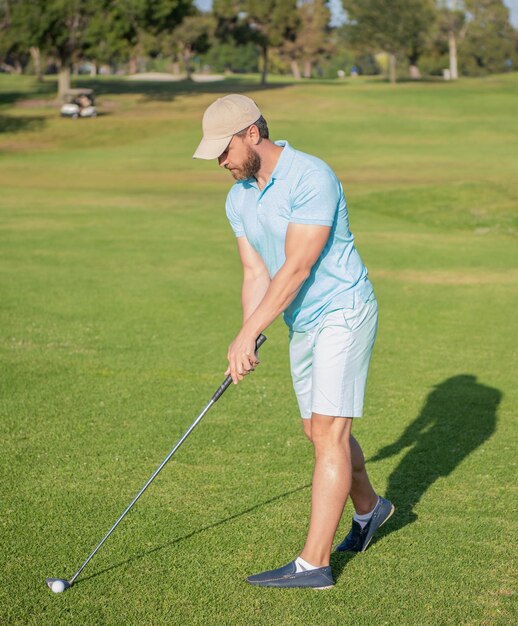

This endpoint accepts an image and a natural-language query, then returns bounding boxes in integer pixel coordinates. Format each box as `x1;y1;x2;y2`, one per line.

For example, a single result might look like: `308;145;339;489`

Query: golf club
46;334;267;594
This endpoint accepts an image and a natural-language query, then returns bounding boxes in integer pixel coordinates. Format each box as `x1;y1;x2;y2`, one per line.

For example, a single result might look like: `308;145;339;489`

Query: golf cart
60;88;97;119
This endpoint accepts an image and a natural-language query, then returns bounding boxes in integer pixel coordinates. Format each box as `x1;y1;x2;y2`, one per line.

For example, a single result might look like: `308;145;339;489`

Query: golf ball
51;580;65;594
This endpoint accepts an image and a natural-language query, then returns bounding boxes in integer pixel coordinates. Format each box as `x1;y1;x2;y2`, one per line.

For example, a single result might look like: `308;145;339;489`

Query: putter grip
212;334;267;402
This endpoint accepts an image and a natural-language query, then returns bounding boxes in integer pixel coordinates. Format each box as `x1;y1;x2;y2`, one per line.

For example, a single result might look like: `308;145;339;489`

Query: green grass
1;72;517;625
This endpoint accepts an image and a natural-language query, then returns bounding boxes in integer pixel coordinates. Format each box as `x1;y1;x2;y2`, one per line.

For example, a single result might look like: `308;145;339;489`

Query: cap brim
192;136;232;160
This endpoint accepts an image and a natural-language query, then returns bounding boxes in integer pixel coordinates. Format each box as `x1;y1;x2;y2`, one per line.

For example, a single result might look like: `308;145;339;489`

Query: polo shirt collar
241;140;295;190
271;140;295;180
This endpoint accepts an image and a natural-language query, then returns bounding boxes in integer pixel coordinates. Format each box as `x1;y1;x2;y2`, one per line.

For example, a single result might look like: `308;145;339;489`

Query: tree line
0;0;516;96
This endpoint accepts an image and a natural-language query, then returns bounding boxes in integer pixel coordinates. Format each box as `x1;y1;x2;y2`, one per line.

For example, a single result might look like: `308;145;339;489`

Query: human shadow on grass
77;375;499;585
332;374;500;580
76;482;311;585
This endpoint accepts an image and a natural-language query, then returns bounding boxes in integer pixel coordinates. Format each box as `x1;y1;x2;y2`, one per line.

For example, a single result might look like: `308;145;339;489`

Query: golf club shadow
76;483;311;585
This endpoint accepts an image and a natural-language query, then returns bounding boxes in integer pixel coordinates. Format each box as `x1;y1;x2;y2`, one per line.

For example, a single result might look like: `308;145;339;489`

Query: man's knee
301;414;353;447
310;413;352;449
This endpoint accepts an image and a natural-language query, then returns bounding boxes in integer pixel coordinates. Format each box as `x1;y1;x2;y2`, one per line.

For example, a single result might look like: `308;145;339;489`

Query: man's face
218;134;261;180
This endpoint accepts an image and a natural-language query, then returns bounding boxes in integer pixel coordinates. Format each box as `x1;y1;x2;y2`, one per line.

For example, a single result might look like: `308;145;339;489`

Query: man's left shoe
247;560;335;589
335;496;395;553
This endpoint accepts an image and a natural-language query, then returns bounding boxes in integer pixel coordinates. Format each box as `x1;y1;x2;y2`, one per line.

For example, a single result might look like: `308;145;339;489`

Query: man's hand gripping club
225;222;332;384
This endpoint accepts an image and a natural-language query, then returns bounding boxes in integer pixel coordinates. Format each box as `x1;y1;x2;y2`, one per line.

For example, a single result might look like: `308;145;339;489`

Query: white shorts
289;291;378;419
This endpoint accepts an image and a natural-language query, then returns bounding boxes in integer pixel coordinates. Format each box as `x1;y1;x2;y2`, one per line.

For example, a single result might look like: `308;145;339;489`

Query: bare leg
303;420;378;515
299;413;352;566
301;418;378;565
349;434;378;514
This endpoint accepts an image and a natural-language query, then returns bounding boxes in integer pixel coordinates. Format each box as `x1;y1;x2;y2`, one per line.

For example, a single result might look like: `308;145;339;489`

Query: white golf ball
51;580;65;594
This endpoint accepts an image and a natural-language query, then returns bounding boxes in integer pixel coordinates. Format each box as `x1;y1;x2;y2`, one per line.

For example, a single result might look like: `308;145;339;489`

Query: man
193;94;394;589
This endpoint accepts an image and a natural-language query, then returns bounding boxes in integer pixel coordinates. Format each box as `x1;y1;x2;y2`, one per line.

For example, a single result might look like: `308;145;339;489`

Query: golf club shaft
69;333;266;585
69;398;214;584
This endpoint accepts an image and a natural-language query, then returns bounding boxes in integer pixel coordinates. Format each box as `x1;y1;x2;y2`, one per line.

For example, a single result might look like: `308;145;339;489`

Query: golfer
193;95;394;589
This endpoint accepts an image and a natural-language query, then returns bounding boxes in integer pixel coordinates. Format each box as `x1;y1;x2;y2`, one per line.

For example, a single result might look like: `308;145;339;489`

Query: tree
0;0;21;73
460;0;517;74
245;0;300;84
38;1;91;94
200;40;258;73
82;1;135;75
344;0;437;82
212;0;300;84
172;13;215;78
404;0;437;78
112;0;195;74
1;1;49;79
206;0;259;72
213;0;247;42
0;1;99;96
282;0;332;79
436;0;466;79
421;2;465;77
0;0;195;95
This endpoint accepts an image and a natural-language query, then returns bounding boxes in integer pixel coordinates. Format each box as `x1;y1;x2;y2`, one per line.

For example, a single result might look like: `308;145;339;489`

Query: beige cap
193;94;262;160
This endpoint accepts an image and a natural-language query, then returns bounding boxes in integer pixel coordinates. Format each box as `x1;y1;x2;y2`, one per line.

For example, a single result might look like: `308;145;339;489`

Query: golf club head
45;577;71;593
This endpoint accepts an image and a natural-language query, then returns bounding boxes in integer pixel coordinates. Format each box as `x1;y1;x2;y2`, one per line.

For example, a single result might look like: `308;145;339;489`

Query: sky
194;0;518;29
505;0;518;26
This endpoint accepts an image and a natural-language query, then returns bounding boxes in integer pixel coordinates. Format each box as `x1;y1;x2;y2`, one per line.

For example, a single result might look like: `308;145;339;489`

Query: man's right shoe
335;496;395;553
247;560;335;589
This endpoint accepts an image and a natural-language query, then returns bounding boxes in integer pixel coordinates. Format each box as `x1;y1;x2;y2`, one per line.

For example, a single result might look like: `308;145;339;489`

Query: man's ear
248;124;261;146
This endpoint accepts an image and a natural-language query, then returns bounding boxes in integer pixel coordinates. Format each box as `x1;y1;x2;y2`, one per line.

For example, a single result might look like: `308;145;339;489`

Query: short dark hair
235;115;269;140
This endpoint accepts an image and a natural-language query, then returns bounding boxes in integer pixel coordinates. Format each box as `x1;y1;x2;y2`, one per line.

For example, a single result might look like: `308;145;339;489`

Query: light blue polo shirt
225;141;373;331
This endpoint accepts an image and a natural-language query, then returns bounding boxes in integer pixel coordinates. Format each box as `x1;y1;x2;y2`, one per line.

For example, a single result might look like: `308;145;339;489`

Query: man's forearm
242;274;271;324
243;263;309;337
227;223;330;383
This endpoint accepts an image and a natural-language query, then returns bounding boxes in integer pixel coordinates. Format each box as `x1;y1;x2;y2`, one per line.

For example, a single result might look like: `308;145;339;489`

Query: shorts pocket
342;294;377;332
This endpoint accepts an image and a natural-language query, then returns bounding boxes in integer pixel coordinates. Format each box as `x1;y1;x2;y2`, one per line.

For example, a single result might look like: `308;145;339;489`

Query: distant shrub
200;42;259;74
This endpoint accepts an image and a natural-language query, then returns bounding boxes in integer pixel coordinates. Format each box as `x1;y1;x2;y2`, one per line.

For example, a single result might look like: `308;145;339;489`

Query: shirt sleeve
225;190;245;238
289;169;340;226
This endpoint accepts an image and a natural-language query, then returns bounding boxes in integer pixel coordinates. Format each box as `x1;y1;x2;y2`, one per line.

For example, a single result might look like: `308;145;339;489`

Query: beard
229;146;261;180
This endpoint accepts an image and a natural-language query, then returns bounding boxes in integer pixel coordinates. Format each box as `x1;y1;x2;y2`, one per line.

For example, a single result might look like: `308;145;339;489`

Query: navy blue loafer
247;560;335;589
335;519;364;552
335;496;395;553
